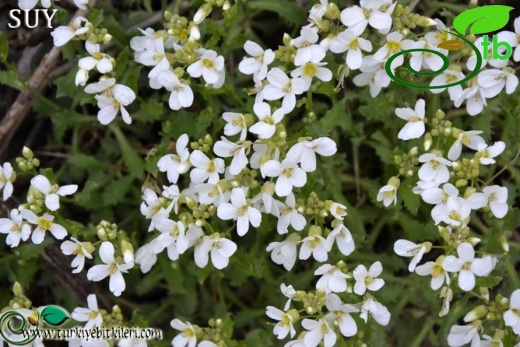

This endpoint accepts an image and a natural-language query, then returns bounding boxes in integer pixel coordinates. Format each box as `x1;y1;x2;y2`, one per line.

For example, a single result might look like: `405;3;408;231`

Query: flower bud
499;235;509;253
22;147;34;160
424;133;433;151
463;305;488;322
121;240;134;263
12;282;23;296
193;4;212;24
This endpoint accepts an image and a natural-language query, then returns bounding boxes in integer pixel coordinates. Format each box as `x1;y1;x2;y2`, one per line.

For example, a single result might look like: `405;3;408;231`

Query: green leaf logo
41;306;69;326
453;5;514;35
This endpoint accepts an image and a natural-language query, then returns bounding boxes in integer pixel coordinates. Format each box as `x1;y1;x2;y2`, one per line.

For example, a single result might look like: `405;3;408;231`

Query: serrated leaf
402;186;420;215
0;69;26;91
110;125;145;179
41;306;69;326
453;5;513;35
115;47;130;80
247;0;306;25
102;175;134;206
476;275;503;288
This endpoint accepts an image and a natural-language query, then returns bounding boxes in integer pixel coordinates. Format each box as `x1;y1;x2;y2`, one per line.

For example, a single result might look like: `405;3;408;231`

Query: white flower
478;68;519;98
394;240;430;272
266;306;296;339
218;188;261;236
262;68;306;112
302;318;336;347
291;55;332;89
156;70;194;110
281;283;296;311
447;324;480;347
340;0;395;35
476;141;505;165
263;158;307;197
222;112;247;140
314;264;350;293
467;36;509;71
18;0;51;9
329;29;372;70
239;40;275;83
374;32;413;68
135;243;158;274
192;232;237;269
395;99;426;140
442;242;495;292
479;335;504;347
454;82;488;116
432;196;471;227
324;294;359;337
84;78;136;125
329;202;347;220
31;175;78;211
51;16;90;47
377;178;399;207
326;223;355;256
415;256;450;290
157;134;191;184
74;0;89;9
418;152;452;184
360;297;391;326
61;237;93;273
497;20;520;61
429;70;464;101
213;137;249;175
171;319;197;347
189;150;224;184
21;210;67;244
266;234;300;271
86;242;133;296
353;261;385;295
448;130;486;160
291;27;326;66
504;289;520;334
71;294;103;330
151;215;189;261
286;137;337;173
249;102;285;139
0;209;31;248
299;233;331;262
0;162;15;201
79;41;113;76
439;286;453;317
407;39;447;72
276;194;306;234
353;56;391;97
187;49;225;84
252;182;279;216
140;189;166;231
478;185;508;218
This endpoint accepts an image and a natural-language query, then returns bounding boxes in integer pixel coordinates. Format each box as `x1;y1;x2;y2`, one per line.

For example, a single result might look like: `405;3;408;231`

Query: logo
8;7;59;29
0;306;69;345
386;5;515;89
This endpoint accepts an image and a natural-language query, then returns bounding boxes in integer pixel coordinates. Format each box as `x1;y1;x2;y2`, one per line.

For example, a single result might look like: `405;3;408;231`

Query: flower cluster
377;85;518;344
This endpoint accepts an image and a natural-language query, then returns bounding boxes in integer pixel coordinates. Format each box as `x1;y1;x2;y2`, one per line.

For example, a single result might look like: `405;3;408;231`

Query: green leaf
110;124;145;179
0;32;8;63
102;175;134;206
41;306;69;326
0;68;26;91
115;47;130;80
453;5;514;35
476;275;503;288
247;0;306;25
402;185;420;215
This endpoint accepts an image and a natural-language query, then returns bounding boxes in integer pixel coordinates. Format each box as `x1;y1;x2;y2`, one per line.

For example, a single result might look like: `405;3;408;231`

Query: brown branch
0;0;101;162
